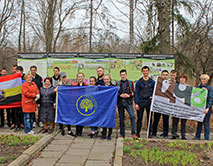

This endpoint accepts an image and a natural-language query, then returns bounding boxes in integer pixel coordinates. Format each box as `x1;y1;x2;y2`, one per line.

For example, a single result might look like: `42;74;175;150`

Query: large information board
18;53;174;82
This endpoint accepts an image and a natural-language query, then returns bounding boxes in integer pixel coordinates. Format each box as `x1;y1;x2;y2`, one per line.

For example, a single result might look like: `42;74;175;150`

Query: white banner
151;77;207;122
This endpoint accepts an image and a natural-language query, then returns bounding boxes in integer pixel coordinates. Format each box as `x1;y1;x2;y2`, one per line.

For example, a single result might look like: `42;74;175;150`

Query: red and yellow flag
0;73;22;109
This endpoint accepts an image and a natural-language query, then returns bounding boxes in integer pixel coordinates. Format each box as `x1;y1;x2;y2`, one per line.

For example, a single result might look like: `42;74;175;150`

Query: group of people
0;65;212;141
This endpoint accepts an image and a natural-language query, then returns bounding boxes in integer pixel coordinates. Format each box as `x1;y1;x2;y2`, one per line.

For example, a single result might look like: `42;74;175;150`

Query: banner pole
147;76;158;138
147;109;152;138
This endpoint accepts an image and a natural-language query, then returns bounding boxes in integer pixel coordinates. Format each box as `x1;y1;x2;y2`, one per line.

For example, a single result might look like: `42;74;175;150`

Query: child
101;74;114;140
88;76;99;138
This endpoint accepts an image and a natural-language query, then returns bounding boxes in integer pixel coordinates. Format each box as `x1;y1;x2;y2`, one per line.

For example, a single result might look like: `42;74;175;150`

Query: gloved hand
35;94;40;101
36;94;40;99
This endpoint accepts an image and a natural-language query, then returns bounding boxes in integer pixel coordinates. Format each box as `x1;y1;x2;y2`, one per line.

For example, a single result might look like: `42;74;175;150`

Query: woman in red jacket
22;73;40;134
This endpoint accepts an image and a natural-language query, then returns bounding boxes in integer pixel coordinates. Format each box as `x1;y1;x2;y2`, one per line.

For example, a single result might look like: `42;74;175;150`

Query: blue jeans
195;107;212;140
118;102;136;136
24;113;35;133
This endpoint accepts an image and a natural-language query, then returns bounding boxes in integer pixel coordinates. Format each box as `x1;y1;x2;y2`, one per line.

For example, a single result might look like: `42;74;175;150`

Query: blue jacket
197;83;213;109
134;77;155;104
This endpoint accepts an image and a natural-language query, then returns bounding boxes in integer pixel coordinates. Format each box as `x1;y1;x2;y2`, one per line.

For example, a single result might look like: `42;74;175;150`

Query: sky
1;0;212;48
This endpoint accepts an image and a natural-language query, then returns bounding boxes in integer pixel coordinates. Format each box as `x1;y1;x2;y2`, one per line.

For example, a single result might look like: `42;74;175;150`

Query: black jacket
32;74;42;89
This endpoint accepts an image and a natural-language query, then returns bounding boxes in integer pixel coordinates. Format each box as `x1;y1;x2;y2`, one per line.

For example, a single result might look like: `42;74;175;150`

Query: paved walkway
28;128;213;166
29;128;117;166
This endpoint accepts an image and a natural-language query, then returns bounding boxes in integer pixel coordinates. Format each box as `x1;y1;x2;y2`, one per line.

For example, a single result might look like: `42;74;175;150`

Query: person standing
30;65;42;127
134;66;155;138
57;72;76;137
101;74;114;140
0;68;9;128
194;74;212;140
39;77;56;134
9;65;18;129
88;76;99;138
169;70;179;138
13;66;25;131
170;70;178;83
21;73;40;134
152;70;170;138
30;65;43;89
117;69;137;139
73;72;88;136
52;67;60;87
16;66;25;80
172;73;188;140
96;66;105;86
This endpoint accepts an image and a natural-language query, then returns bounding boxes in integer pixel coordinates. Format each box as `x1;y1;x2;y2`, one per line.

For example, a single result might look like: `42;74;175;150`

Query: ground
123;138;213;166
0;134;42;165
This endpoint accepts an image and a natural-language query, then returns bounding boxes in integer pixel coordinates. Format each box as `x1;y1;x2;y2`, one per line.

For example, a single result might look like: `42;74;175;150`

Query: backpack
117;80;132;94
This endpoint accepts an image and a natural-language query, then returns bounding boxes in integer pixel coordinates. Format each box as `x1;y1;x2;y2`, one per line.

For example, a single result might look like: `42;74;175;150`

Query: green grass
123;139;211;166
0;157;6;164
8;156;15;161
0;134;42;146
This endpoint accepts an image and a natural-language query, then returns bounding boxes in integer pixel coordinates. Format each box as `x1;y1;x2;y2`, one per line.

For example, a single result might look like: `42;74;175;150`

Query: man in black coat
30;65;43;127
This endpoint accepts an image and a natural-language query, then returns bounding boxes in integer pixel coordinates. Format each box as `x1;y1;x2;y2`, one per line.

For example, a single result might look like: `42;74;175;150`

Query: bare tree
18;0;26;52
129;0;134;53
175;0;213;85
89;0;93;52
0;0;15;47
27;0;82;52
109;0;136;53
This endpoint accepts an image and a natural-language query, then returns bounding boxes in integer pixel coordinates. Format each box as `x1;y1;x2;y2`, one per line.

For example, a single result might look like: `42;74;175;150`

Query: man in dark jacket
152;70;169;138
16;66;25;80
52;67;60;87
96;66;105;85
30;65;42;89
30;65;43;127
135;66;155;138
9;65;18;130
117;69;137;139
12;66;25;131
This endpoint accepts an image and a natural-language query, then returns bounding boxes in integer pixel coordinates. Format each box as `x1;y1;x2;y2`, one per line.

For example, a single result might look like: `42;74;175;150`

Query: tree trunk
23;0;26;52
156;0;170;54
171;0;174;54
18;0;25;52
129;0;134;53
46;0;56;52
147;0;153;40
89;0;93;52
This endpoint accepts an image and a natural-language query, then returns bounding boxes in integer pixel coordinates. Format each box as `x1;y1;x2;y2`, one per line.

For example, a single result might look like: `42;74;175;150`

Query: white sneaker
33;122;36;128
39;122;43;127
28;130;35;134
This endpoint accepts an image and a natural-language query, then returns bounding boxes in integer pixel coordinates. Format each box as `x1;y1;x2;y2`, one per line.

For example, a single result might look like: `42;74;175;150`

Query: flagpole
55;87;58;124
147;76;158;138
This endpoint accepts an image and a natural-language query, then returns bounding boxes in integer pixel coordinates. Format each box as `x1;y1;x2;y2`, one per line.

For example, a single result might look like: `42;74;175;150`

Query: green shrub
8;156;15;160
0;157;7;163
123;146;131;153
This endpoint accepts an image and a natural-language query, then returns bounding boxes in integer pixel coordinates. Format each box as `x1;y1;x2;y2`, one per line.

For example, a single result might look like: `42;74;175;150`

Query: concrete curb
114;137;123;166
8;132;58;166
